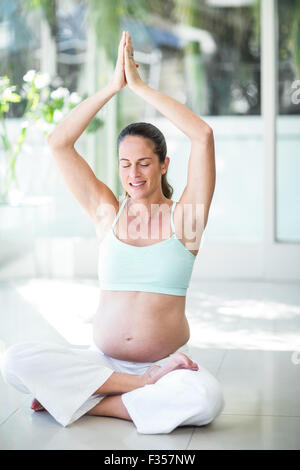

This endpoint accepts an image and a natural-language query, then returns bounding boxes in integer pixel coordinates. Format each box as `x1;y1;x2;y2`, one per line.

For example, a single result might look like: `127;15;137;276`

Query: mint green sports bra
98;196;197;296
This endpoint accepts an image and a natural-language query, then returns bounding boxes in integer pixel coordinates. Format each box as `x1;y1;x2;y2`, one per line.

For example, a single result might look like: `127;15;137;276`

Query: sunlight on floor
218;298;300;320
187;316;300;351
9;279;300;353
186;287;300;351
14;279;98;345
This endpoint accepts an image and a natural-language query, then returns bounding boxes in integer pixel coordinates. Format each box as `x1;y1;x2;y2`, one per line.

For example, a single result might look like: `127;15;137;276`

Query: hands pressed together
111;31;144;93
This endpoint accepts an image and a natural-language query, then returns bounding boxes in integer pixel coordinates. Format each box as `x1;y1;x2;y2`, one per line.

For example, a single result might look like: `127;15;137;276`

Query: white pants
0;341;225;434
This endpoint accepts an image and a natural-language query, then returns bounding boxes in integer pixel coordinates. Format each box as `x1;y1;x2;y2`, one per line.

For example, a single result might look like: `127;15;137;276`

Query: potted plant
0;70;103;205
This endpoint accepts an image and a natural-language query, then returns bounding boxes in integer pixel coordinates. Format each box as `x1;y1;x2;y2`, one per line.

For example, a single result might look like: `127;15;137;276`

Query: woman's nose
130;165;141;177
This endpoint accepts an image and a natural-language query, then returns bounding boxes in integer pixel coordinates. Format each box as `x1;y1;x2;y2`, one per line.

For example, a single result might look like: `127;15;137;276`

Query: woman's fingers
117;32;125;66
125;31;134;56
123;31;143;89
119;32;125;49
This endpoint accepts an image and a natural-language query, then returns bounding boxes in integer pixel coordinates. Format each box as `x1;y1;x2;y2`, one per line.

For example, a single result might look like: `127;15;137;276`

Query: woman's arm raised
124;32;211;141
132;82;212;142
48;32;129;147
124;31;215;236
47;83;119;222
47;83;117;148
46;32;129;221
131;75;215;232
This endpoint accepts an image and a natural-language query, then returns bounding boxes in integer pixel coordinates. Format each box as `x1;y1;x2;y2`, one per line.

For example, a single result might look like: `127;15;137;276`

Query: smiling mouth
129;181;146;187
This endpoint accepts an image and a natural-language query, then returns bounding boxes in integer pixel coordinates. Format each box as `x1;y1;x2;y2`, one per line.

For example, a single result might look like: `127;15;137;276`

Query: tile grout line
215;348;228;378
185;427;196;450
0;407;21;427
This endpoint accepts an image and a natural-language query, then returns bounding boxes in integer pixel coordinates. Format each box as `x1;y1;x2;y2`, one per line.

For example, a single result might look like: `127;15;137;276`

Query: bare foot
143;352;199;385
31;398;45;412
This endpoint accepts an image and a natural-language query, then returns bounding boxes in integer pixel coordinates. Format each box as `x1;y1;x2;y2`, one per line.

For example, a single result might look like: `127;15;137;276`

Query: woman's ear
161;156;170;174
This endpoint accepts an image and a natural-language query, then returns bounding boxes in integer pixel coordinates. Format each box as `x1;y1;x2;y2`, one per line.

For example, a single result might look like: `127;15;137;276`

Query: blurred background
0;0;300;450
0;0;299;334
0;0;299;284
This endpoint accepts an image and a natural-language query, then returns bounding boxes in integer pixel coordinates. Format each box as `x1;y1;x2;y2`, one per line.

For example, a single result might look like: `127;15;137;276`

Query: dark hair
117;122;173;199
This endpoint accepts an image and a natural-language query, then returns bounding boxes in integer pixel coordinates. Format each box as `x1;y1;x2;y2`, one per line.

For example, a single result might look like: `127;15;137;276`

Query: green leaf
0;102;10;114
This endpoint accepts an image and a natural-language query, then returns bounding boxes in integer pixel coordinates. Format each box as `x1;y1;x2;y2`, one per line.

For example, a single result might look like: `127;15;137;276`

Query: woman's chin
128;185;148;197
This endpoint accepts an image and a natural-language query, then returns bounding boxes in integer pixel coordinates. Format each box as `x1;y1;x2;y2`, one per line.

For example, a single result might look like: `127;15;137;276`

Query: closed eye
121;164;150;168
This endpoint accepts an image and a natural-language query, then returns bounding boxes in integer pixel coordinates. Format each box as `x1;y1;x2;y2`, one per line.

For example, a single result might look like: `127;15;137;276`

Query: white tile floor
0;278;300;450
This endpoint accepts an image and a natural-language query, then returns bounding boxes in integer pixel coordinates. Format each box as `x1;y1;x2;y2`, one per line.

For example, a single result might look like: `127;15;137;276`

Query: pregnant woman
1;31;224;434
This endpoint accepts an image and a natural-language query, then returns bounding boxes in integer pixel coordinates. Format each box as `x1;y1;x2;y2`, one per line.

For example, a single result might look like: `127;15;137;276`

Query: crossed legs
87;394;131;421
31;352;199;420
2;342;224;433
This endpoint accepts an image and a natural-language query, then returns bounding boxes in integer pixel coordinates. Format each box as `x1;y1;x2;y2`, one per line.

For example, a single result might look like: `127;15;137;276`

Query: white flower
23;70;36;82
21;120;29;129
69;92;82;105
35;73;51;89
3;87;16;99
53;109;64;122
51;87;70;100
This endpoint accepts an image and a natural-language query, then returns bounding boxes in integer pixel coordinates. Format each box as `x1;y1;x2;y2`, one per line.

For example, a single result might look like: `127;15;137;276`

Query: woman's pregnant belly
92;290;190;362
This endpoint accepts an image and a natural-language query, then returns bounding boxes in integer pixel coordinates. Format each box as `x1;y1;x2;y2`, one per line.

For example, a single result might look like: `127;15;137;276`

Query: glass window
124;0;263;243
1;0;264;243
276;0;300;243
0;0;94;238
